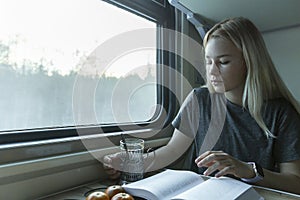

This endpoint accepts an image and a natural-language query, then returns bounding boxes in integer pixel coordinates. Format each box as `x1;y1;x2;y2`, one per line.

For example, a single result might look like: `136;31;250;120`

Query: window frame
0;0;176;145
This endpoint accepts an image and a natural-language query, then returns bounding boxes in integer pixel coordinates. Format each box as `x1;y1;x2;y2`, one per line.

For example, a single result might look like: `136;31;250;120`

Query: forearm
255;169;300;195
144;144;183;172
144;129;194;172
194;151;300;195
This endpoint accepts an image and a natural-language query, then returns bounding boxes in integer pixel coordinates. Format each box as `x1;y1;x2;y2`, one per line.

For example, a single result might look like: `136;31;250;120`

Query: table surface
39;174;300;200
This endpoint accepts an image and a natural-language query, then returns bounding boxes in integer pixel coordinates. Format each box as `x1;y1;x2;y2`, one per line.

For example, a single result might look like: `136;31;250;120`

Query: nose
208;62;220;76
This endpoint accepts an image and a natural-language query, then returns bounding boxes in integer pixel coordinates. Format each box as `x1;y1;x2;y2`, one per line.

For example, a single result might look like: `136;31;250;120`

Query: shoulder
264;97;300;125
265;98;298;114
192;86;210;98
181;87;210;108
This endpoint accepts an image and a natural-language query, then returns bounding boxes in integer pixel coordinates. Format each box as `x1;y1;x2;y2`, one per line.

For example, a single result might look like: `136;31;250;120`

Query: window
0;0;174;142
0;0;158;131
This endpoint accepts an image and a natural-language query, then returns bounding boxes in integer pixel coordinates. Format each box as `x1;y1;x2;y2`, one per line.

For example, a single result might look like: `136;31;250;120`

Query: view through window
0;0;157;131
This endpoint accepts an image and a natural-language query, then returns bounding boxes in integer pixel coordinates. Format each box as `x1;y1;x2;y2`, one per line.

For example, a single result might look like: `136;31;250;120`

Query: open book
123;169;264;200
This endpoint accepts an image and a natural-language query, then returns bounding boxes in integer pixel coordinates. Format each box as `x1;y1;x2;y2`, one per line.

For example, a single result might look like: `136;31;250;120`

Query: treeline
0;64;156;131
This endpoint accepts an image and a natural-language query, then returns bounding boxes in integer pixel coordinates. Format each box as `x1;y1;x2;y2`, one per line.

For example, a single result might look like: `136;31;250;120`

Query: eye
220;60;229;65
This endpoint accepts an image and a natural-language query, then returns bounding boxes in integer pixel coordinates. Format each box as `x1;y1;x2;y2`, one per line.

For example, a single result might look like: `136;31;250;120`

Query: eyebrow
205;54;232;59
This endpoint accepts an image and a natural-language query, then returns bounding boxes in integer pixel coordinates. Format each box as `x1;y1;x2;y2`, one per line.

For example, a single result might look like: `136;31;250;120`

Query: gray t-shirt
171;87;300;174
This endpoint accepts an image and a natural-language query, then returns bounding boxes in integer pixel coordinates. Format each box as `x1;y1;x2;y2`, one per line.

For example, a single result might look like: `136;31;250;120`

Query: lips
210;80;222;85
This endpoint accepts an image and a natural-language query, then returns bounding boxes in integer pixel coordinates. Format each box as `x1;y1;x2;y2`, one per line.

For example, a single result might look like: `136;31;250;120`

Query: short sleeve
274;101;300;163
172;89;201;139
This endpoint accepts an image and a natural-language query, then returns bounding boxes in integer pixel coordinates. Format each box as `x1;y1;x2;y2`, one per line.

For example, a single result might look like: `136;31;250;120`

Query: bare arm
103;128;194;177
144;128;194;172
195;151;300;195
256;160;300;194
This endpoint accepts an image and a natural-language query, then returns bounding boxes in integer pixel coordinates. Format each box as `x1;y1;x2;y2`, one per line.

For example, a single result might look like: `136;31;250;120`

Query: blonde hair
203;17;300;137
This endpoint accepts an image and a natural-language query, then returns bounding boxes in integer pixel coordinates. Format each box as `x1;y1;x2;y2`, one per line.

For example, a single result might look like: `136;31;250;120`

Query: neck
225;86;245;106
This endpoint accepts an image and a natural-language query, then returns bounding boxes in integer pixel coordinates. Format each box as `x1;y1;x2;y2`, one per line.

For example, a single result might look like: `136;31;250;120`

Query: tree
0;41;9;65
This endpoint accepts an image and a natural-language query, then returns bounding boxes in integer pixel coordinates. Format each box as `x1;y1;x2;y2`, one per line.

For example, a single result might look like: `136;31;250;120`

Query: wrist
244;162;256;179
143;151;156;172
241;162;264;183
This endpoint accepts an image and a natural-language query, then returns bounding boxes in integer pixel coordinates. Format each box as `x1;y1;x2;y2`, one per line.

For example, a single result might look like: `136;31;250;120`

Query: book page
171;177;263;200
123;169;204;200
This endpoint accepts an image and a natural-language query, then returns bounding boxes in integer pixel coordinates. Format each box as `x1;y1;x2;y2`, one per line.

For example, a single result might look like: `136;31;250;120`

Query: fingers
195;151;227;167
195;151;240;177
104;164;116;174
103;155;113;167
103;155;116;173
103;154;122;180
194;151;212;163
203;159;231;176
103;153;124;170
215;166;235;178
104;167;121;180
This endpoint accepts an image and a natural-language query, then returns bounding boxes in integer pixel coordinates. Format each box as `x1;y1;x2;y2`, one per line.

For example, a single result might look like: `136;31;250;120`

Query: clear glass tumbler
119;138;144;184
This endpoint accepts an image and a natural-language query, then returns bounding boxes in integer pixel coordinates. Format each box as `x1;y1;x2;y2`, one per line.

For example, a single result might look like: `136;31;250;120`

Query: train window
0;0;170;134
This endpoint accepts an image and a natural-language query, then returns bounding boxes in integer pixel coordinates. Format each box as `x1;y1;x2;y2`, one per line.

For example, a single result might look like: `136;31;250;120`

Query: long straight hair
203;17;300;137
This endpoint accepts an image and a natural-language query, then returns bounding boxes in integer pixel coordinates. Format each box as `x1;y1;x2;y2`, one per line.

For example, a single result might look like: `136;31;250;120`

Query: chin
213;86;225;93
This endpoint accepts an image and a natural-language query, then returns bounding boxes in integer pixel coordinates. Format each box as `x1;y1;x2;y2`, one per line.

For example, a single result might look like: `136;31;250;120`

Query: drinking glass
119;138;144;184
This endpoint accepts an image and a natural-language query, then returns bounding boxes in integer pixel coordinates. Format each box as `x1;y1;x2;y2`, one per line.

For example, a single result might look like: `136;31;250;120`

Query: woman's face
205;37;247;95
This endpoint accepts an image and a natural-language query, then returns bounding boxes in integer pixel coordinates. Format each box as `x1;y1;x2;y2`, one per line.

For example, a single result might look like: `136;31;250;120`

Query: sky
0;0;156;77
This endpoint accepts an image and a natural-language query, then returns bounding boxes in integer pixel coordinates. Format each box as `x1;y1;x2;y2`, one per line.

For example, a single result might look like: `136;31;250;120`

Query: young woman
104;17;300;194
